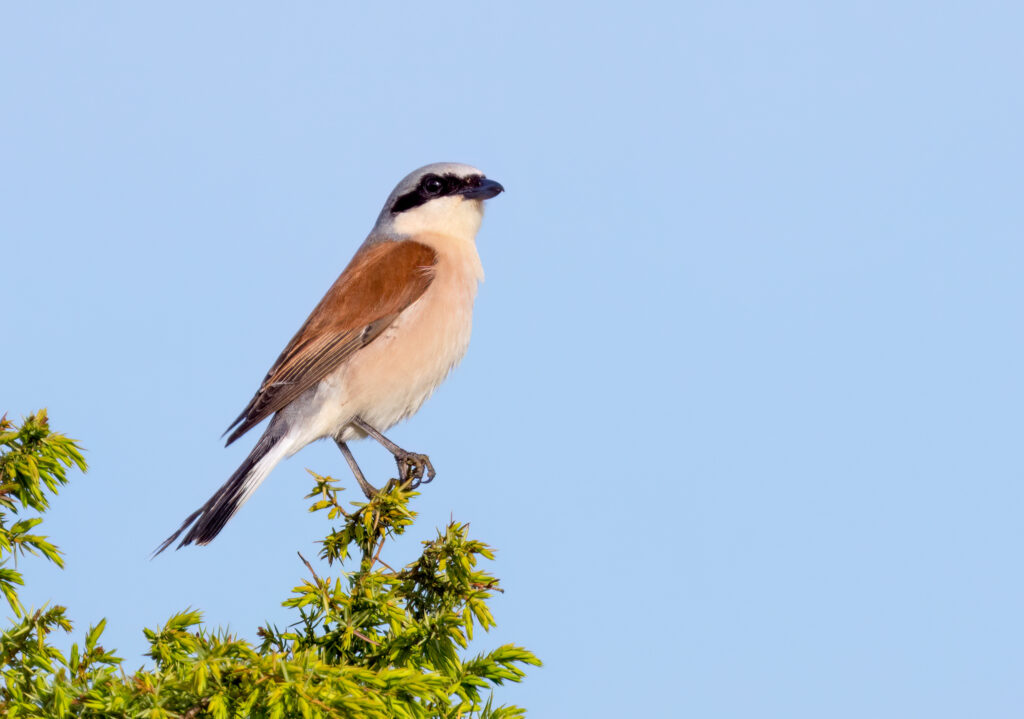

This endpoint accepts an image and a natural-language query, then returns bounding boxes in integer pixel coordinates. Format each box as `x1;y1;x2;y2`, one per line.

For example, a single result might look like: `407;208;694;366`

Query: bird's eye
422;176;444;196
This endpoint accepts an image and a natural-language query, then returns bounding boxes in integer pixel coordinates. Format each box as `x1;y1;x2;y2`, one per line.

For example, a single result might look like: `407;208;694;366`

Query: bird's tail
153;422;293;555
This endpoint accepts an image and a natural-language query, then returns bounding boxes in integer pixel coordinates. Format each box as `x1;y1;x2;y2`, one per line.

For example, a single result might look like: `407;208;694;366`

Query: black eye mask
390;173;484;214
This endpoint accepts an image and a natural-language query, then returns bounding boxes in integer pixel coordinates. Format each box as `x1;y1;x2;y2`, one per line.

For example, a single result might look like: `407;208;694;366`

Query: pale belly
280;266;478;450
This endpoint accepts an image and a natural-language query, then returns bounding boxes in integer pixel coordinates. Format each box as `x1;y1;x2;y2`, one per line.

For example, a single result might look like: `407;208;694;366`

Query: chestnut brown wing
224;240;438;445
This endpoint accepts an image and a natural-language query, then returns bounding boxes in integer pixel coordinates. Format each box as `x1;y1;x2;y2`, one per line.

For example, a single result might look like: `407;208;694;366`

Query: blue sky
3;2;1023;716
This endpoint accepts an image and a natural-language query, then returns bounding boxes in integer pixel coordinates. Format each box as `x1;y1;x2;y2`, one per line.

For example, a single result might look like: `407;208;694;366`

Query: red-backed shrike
156;163;503;553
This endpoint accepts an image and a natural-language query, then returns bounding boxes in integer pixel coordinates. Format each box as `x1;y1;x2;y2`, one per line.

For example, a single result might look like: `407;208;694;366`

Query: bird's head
373;162;504;242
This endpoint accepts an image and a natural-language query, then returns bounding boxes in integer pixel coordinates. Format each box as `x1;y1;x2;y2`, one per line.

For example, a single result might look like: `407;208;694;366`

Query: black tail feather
153;428;282;556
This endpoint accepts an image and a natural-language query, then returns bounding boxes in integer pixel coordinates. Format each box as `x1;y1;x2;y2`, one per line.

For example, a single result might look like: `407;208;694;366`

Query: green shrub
0;411;538;718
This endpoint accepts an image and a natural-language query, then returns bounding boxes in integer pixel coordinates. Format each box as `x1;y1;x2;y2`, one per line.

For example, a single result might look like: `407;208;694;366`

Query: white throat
391;195;484;244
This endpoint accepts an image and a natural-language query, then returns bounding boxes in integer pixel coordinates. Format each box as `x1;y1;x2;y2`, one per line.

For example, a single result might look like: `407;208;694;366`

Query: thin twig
471;582;504;593
297;552;322;584
371;537;394;572
351;629;380;646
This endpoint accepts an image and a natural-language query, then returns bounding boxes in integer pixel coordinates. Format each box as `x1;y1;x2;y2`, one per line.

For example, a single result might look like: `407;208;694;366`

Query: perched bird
156;163;503;553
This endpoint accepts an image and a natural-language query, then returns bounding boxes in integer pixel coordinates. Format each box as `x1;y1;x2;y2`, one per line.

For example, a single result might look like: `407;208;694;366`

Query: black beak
459;177;504;200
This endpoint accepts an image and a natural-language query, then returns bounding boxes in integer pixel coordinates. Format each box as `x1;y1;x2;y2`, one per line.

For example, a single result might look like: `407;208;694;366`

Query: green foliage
0;410;86;616
0;412;539;717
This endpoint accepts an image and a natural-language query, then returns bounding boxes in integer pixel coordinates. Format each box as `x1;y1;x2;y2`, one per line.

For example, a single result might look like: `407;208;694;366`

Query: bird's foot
395;451;436;490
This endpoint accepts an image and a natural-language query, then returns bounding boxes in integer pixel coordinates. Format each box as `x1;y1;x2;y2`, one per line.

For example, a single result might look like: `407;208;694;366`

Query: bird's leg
334;439;379;499
351;416;436;489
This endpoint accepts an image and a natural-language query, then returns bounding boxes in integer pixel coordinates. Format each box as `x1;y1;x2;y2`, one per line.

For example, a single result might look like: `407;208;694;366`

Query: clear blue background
3;3;1023;716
